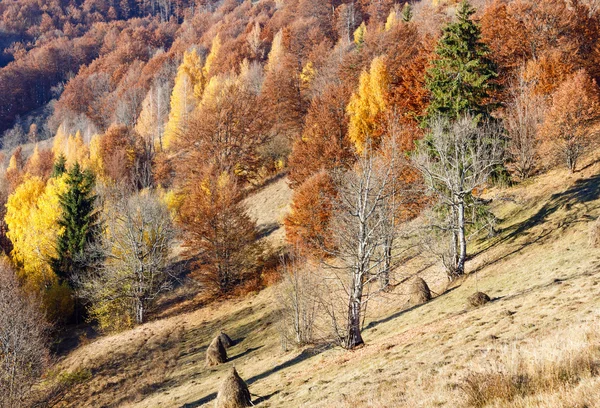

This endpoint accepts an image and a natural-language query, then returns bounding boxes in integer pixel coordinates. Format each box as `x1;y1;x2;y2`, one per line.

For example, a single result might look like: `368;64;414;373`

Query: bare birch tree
413;115;504;278
323;144;405;349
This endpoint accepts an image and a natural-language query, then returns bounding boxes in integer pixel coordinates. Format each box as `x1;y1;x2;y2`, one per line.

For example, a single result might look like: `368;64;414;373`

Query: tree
0;261;48;407
347;56;389;153
413;115;504;278
179;170;262;295
52;154;67;177
288;83;354;188
178;74;267;183
135;82;170;152
6;147;25;193
540;69;600;172
425;0;498;122
323;146;404;349
25;145;55;181
401;3;412;23
52;162;99;286
163;49;204;150
505;72;546;179
79;192;175;330
284;171;337;259
5;174;74;322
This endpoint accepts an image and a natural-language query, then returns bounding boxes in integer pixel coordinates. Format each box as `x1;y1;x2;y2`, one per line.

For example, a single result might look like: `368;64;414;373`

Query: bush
275;254;321;351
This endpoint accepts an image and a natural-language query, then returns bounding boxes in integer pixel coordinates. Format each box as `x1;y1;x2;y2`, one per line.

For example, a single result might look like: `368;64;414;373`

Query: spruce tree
424;0;498;122
52;162;98;284
401;3;412;23
52;154;67;178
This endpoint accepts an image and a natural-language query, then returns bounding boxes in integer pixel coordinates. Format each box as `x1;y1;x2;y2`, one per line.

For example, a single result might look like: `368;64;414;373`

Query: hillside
43;152;600;408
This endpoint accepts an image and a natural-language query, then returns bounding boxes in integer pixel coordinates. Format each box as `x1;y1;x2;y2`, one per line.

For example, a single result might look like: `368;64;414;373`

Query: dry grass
461;323;600;408
589;216;600;248
41;152;600;407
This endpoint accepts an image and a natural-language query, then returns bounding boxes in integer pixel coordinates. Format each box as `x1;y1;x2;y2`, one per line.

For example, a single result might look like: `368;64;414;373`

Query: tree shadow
253;390;280;404
228;346;263;362
364;285;460;331
180;346;329;407
507;173;600;238
257;222;280;239
471;172;600;263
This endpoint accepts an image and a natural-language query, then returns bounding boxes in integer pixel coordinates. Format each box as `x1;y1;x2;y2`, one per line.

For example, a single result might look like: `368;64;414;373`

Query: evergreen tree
52;154;67;178
401;3;412;23
52;162;98;284
424;0;498;122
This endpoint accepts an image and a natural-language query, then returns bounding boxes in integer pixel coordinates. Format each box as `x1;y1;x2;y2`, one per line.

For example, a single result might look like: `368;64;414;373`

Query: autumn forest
1;0;600;406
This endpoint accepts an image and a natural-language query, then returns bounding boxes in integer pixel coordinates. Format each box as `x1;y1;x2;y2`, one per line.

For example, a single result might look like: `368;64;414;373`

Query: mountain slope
45;155;600;408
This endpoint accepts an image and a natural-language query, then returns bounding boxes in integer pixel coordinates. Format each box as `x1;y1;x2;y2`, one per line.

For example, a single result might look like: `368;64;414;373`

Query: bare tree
276;253;321;350
505;72;546;180
78;192;176;330
323;144;401;349
413;115;504;278
0;261;48;408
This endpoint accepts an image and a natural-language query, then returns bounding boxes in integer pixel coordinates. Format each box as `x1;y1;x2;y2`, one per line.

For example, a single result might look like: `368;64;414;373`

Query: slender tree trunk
456;198;467;276
380;238;391;289
451;205;459;276
136;299;144;324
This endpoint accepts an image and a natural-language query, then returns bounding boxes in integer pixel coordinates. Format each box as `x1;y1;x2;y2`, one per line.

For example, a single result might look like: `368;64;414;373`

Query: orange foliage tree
288;83;354;188
178;169;262;295
284;171;337;259
540;69;600;172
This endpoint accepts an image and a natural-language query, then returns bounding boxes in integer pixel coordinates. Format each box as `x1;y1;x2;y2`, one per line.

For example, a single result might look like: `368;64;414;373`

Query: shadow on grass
228;346;263;363
180;346;329;407
364;285;460;331
470;172;600;268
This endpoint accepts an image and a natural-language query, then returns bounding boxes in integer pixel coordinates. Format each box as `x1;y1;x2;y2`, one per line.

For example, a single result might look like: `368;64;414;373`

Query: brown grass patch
461;324;600;407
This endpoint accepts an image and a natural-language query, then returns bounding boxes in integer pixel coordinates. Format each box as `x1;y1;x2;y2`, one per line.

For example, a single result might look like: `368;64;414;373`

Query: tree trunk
379;240;391;289
456;199;467;276
346;290;364;349
136;300;144;324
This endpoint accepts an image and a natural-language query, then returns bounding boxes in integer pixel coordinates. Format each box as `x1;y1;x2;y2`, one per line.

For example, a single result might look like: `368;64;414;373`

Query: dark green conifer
52;154;67;178
52;162;99;284
424;0;498;122
401;3;412;23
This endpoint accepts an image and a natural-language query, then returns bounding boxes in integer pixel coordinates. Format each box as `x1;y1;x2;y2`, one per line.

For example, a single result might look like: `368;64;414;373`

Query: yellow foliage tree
53;129;90;169
266;30;284;72
203;34;221;79
5;175;68;293
300;61;316;85
347;56;389;153
163;49;204;150
88;134;103;176
385;10;397;31
52;126;68;158
354;22;367;46
65;131;90;169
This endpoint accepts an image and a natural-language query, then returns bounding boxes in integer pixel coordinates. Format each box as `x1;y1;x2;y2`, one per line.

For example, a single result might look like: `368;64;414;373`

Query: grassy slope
46;157;600;408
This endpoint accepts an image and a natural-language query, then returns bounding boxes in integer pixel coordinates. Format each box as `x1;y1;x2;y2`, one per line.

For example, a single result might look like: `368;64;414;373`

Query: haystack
206;335;227;366
409;277;431;306
215;367;252;408
219;330;234;348
468;291;491;307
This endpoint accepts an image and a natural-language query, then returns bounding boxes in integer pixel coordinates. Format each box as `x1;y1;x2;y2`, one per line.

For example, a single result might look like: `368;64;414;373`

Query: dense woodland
1;0;600;405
